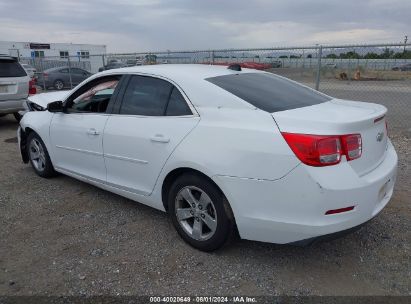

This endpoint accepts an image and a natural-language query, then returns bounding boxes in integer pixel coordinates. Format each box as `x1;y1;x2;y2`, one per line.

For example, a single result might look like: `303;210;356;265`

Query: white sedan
18;64;397;251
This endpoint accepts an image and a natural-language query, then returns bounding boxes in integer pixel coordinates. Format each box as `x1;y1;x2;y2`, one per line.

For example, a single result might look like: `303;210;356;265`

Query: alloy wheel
175;186;217;241
29;138;46;172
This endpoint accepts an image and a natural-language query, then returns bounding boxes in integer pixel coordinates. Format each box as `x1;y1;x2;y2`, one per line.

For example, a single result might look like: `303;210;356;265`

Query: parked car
20;63;37;78
18;64;397;251
392;63;411;71
324;63;338;69
36;67;92;90
0;55;35;121
98;59;126;72
271;60;282;68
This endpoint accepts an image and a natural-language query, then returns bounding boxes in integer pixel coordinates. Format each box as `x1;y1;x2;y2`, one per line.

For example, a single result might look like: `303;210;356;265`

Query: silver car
0;55;30;121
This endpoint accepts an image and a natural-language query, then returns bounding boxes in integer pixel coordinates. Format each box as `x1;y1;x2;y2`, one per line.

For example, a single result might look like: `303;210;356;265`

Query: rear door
0;58;29;102
103;75;199;196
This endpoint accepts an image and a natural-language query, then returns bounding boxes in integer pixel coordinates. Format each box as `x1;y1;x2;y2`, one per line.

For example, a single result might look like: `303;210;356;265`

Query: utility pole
404;35;408;53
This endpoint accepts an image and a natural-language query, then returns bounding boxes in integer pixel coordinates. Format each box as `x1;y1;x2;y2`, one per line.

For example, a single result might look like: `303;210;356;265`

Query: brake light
341;134;362;160
43;72;48;80
281;133;341;166
281;132;362;167
28;79;36;95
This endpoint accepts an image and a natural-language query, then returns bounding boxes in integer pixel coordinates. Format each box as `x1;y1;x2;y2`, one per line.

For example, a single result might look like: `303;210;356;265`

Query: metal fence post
211;50;215;65
39;57;46;92
315;45;322;91
67;56;73;89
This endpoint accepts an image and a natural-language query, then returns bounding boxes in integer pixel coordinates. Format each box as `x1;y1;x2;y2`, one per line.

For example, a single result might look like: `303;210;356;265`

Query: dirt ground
0;114;410;296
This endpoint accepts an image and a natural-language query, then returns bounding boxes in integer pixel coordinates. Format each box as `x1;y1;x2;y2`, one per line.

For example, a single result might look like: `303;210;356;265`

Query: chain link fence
20;43;410;133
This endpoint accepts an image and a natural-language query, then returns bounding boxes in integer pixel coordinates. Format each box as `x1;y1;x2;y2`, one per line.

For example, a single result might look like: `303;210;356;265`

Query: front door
50;76;122;182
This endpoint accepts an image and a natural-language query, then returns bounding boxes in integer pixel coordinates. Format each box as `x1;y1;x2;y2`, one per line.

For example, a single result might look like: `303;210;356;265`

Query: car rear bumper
0;98;26;113
213;140;398;244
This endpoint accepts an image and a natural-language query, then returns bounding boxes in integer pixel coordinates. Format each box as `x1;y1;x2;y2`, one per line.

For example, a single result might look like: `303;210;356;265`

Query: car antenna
227;64;241;71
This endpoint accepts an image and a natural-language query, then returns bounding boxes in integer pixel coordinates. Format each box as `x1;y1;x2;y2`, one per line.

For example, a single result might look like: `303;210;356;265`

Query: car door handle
150;134;170;143
87;128;100;136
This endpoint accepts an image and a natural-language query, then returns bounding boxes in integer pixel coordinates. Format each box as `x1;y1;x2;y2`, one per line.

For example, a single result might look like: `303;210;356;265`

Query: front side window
67;78;120;113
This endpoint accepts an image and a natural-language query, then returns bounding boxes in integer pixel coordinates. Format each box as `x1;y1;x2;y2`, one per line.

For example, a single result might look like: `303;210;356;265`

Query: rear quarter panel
156;107;300;183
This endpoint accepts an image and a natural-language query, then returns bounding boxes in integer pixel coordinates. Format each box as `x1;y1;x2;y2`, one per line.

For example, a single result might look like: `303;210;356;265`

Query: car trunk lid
272;99;388;176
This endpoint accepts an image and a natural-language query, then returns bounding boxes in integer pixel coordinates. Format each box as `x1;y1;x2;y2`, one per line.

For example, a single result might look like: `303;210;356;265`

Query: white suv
0;55;31;121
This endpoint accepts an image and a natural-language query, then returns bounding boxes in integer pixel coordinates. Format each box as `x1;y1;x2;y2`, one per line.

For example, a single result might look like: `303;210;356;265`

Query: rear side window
0;59;27;77
166;87;192;116
120;76;192;116
120;76;172;116
206;73;331;112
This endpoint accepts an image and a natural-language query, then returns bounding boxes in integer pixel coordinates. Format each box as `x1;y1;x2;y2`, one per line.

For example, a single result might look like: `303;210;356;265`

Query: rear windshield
206;73;331;112
0;59;27;78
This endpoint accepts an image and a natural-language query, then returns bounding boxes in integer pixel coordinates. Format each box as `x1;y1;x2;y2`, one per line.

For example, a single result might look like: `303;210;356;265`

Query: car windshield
206;72;331;112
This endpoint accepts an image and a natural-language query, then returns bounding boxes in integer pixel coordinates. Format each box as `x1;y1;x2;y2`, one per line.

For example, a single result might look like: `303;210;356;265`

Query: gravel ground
0;114;410;296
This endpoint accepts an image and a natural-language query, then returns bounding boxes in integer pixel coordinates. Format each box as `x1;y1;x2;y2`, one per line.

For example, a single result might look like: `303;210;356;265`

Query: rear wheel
168;173;235;251
54;79;64;90
27;132;56;178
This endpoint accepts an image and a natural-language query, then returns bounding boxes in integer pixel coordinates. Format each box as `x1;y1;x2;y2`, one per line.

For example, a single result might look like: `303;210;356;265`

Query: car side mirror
47;100;64;112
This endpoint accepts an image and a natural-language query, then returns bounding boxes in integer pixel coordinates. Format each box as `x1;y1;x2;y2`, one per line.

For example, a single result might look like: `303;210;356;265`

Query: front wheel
27;132;56;178
168;173;235;251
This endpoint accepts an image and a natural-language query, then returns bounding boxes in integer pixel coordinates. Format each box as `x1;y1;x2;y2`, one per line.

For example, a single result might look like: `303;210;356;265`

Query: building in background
0;41;106;73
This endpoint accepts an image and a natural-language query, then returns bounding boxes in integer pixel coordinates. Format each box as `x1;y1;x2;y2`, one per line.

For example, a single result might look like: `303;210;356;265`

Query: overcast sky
0;0;409;52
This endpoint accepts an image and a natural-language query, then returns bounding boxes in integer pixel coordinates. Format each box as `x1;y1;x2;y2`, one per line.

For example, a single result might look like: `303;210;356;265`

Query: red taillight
281;132;362;167
43;72;48;80
341;134;362;160
29;79;36;95
281;133;341;166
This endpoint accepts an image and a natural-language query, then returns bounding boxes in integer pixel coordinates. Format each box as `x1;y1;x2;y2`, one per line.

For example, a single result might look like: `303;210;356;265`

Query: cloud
0;0;409;52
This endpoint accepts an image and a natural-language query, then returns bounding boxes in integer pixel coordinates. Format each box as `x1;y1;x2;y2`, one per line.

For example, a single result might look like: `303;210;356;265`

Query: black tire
54;79;64;90
13;112;22;122
168;173;235;251
27;132;57;178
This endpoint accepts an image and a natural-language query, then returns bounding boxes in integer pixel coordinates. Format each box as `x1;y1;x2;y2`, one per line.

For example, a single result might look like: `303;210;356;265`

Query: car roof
45;66;86;72
44;66;68;72
100;64;263;81
96;64;265;110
